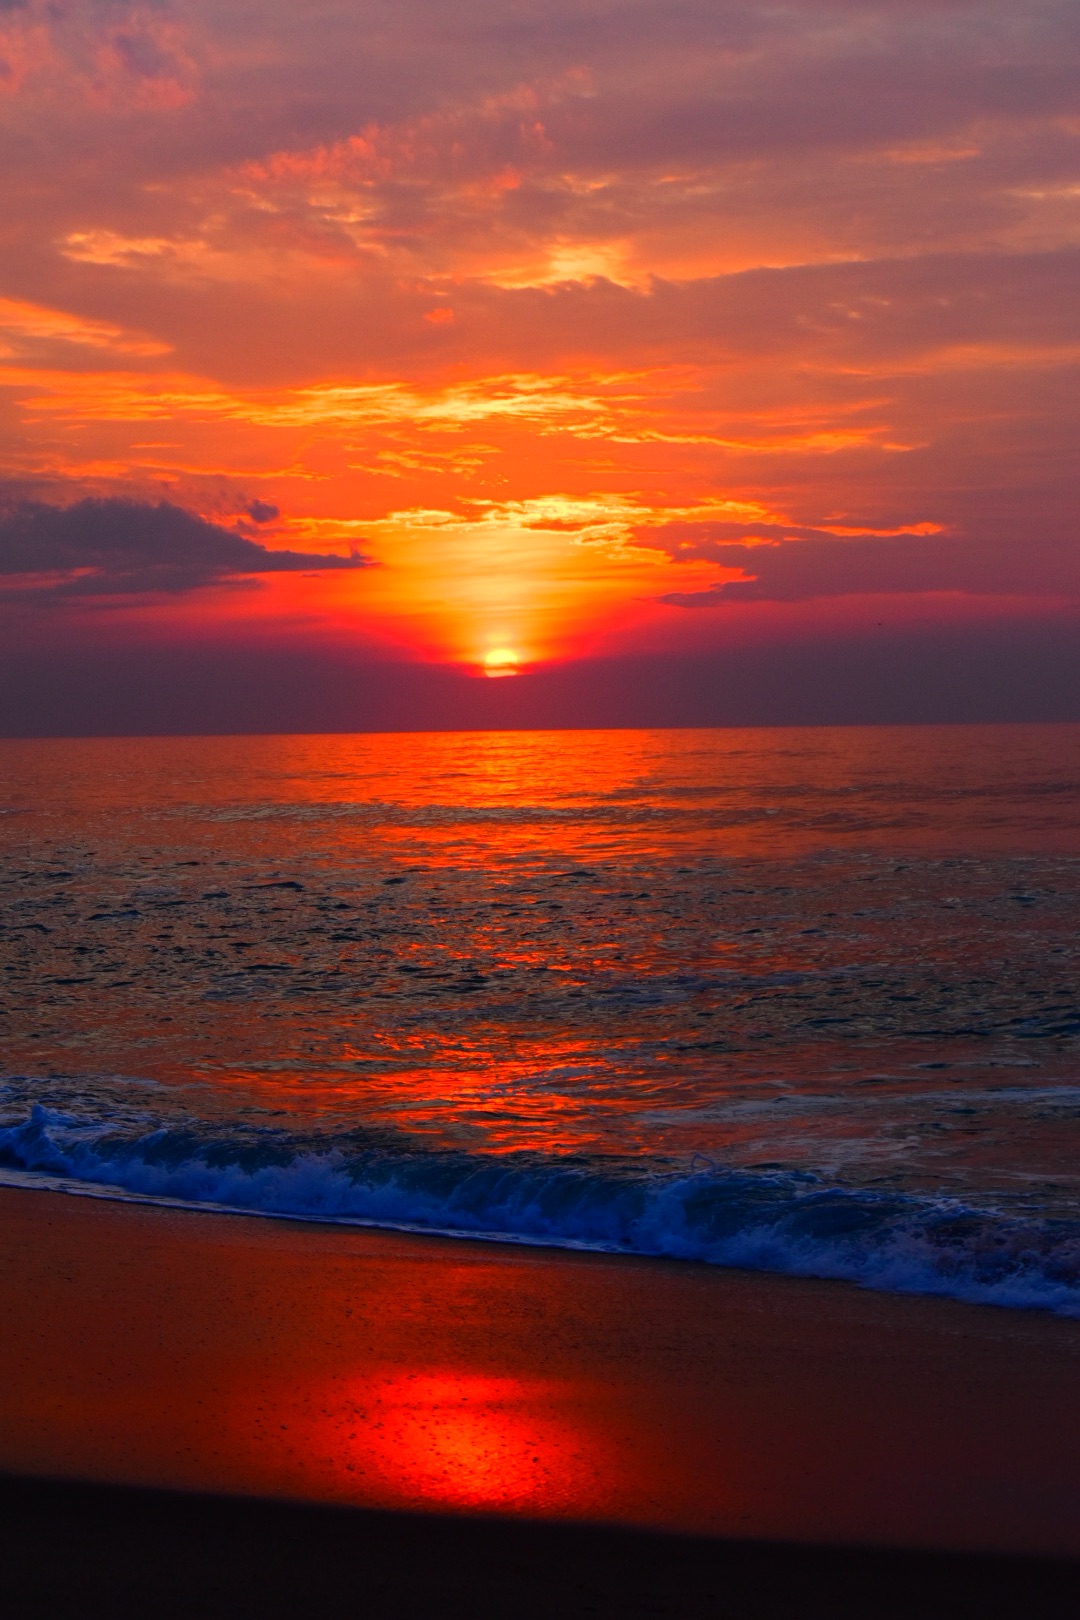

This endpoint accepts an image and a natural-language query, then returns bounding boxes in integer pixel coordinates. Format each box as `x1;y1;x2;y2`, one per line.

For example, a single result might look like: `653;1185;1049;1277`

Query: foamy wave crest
2;1092;1079;1317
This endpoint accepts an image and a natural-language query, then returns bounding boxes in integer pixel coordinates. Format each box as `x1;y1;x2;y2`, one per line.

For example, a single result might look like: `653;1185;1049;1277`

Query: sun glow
483;647;520;677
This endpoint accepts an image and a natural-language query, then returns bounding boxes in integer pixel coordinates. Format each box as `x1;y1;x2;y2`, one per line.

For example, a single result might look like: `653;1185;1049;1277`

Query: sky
1;0;1078;731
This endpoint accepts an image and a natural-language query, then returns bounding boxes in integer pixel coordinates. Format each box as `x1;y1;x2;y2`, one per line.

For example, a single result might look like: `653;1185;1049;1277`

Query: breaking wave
2;1088;1078;1318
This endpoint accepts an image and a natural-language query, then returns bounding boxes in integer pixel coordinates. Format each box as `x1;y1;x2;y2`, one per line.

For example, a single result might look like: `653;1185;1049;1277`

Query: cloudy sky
1;0;1077;728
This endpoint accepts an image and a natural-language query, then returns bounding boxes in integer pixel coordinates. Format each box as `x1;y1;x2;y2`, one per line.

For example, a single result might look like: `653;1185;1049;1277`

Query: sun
483;647;520;678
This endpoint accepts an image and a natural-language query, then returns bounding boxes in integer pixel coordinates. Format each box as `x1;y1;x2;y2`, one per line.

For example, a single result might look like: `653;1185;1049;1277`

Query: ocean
1;725;1078;1315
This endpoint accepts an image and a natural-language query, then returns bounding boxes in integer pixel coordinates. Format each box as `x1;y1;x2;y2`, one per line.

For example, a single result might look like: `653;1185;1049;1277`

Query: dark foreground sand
0;1185;1077;1617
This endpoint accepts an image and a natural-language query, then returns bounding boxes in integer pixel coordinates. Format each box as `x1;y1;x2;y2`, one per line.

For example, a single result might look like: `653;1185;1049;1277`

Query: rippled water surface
1;726;1078;1311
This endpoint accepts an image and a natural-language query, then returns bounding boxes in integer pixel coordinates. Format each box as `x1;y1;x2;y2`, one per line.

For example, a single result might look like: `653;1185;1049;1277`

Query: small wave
1;1097;1078;1318
196;799;685;827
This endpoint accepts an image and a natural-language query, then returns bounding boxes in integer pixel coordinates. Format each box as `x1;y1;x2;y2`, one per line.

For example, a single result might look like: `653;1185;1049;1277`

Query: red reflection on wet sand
328;1372;586;1512
2;1192;1079;1555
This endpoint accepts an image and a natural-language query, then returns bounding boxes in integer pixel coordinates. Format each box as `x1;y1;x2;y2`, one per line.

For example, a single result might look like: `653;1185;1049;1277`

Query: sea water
1;726;1078;1314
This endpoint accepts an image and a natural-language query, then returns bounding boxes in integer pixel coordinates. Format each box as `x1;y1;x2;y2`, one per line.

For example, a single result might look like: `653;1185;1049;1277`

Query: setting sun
483;647;521;678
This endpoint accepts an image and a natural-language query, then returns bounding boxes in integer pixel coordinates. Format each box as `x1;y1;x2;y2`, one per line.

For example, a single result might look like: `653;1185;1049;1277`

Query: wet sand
0;1185;1077;1614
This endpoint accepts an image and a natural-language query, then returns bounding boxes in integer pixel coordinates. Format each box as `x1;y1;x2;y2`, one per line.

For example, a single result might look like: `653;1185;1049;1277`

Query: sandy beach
0;1184;1077;1614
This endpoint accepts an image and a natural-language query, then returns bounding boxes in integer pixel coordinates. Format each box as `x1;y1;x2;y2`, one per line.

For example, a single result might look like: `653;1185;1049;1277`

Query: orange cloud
0;0;1076;688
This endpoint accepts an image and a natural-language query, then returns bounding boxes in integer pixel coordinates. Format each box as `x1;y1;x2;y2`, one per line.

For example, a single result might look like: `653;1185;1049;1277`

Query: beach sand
0;1185;1077;1615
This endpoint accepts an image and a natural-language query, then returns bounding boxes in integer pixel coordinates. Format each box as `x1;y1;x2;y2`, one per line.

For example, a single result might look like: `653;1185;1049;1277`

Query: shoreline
1;1184;1078;1560
2;1160;1075;1323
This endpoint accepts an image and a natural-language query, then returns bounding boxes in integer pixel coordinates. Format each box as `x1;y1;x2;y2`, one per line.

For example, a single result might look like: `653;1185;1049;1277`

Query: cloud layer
0;0;1076;711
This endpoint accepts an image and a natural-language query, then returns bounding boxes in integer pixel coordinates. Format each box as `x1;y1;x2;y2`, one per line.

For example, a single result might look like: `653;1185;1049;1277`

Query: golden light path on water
1;726;1079;1327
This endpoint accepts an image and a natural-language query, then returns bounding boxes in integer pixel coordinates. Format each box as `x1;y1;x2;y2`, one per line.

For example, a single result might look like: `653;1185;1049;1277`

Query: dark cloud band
652;526;1080;606
0;499;370;598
